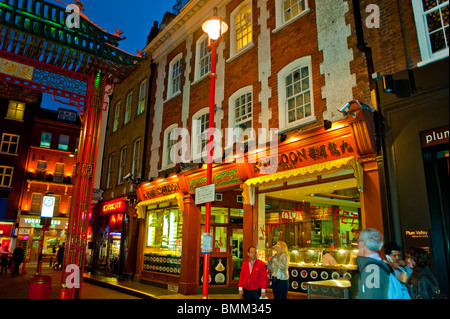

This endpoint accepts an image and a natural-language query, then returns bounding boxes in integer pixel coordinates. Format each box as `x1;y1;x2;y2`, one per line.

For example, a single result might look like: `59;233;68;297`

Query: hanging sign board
195;184;215;205
41;196;55;218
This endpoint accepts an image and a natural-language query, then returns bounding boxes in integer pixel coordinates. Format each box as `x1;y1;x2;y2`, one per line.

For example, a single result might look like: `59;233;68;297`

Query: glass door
230;227;243;282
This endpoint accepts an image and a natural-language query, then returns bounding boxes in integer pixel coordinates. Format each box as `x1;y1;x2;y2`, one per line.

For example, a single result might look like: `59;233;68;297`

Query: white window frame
229;1;253;59
191;108;210;161
167;54;183;99
132;138;141;178
113;102;120;132
162;124;179;169
138;80;147;115
106;153;115;189
118;147;127;185
1;133;20;155
274;0;310;32
412;0;449;67
194;34;212;82
228;86;255;144
124;92;133;125
0;165;14;187
277;56;315;131
6;100;26;121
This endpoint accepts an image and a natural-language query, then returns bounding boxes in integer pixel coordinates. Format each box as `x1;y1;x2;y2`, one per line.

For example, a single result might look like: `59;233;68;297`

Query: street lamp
201;7;228;299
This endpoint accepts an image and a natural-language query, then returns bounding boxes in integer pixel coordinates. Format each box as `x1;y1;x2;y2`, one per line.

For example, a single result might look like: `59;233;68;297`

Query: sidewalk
83;271;241;299
0;262;240;299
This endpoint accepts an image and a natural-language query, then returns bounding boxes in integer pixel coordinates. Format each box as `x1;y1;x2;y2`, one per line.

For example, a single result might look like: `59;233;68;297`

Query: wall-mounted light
324;120;332;130
69;152;76;157
382;74;396;93
280;133;288;143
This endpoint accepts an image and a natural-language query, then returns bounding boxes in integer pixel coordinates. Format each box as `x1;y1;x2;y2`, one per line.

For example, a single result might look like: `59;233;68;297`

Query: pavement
0;261;240;300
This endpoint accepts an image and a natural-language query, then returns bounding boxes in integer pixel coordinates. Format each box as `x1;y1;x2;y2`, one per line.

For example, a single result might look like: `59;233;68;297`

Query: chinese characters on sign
253;139;354;173
0;58;34;80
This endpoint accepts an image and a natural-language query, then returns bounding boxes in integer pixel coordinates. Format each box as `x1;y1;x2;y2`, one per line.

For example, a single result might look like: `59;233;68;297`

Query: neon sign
102;198;126;214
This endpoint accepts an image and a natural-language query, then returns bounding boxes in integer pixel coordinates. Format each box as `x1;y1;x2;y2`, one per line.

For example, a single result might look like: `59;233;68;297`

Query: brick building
90;41;153;278
0;84;41;251
104;0;447;298
15;106;80;262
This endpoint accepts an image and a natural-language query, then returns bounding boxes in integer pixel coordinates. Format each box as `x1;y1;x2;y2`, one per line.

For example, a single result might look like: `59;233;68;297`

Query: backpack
387;272;411;299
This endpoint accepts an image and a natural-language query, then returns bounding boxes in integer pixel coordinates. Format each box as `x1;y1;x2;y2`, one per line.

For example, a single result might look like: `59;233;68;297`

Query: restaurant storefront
135;164;248;294
94;197;134;277
17;215;68;262
135;102;381;296
241;102;382;297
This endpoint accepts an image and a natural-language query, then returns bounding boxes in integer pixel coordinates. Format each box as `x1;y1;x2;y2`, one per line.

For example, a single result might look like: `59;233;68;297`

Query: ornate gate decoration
0;0;144;298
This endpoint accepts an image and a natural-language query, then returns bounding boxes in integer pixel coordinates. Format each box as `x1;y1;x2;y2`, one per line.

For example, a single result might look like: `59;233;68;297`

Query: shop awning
243;157;363;203
135;193;184;218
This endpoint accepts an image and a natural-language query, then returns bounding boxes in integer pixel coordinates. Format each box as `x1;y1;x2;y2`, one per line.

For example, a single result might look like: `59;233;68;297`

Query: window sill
227;43;255;64
164;91;181;104
279;116;317;134
417;49;449;68
272;8;311;34
191;72;211;86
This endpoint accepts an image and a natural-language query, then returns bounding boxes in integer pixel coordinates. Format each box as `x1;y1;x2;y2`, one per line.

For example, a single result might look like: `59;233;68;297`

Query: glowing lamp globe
202;10;228;40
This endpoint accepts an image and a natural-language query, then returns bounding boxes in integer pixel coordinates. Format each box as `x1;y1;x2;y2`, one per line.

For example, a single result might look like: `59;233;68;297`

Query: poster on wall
198;257;227;285
404;229;432;254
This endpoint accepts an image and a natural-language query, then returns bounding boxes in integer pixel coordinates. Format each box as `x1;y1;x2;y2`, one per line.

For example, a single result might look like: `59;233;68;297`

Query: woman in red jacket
238;246;269;299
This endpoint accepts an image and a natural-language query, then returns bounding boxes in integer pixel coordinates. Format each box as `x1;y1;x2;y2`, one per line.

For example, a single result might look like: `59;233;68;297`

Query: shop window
146;205;182;250
6;100;25;121
201;225;228;253
1;133;19;154
40;132;52;148
259;181;361;268
201;206;229;224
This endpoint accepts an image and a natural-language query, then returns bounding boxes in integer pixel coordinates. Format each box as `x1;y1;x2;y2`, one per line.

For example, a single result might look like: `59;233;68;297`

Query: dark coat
408;266;440;299
12;247;24;264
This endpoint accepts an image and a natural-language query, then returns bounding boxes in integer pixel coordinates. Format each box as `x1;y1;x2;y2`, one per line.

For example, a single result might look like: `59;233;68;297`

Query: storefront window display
258;178;361;293
143;202;183;274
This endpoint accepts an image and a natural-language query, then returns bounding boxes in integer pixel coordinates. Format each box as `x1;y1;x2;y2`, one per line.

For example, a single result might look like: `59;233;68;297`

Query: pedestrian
352;228;390;299
0;246;9;275
56;242;65;270
238;246;269;299
384;242;412;283
406;247;440;299
11;243;24;277
268;241;289;299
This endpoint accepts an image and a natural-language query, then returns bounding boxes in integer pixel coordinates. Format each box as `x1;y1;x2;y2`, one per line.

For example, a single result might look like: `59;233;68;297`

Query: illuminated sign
102;198;126;214
41;196;55;218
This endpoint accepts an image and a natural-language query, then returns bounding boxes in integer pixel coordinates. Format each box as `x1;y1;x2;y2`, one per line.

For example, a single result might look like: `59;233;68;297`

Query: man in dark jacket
12;243;24;277
353;228;390;299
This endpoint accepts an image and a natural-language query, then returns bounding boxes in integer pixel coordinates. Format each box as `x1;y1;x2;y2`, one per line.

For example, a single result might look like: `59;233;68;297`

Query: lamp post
201;8;228;299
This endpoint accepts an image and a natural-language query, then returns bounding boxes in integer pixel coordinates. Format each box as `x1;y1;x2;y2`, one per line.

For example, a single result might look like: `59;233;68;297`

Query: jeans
272;277;289;299
243;288;261;299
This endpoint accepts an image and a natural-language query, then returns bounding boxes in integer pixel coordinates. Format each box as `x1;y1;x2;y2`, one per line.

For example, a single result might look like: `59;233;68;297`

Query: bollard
28;275;52;299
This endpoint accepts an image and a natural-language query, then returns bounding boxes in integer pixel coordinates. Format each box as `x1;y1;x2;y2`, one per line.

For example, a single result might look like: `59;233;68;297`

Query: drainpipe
352;0;396;242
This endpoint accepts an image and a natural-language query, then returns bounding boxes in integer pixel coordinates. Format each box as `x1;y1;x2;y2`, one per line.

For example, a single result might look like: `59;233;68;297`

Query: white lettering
365;264;380;288
65;264;80;288
365;4;380;29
